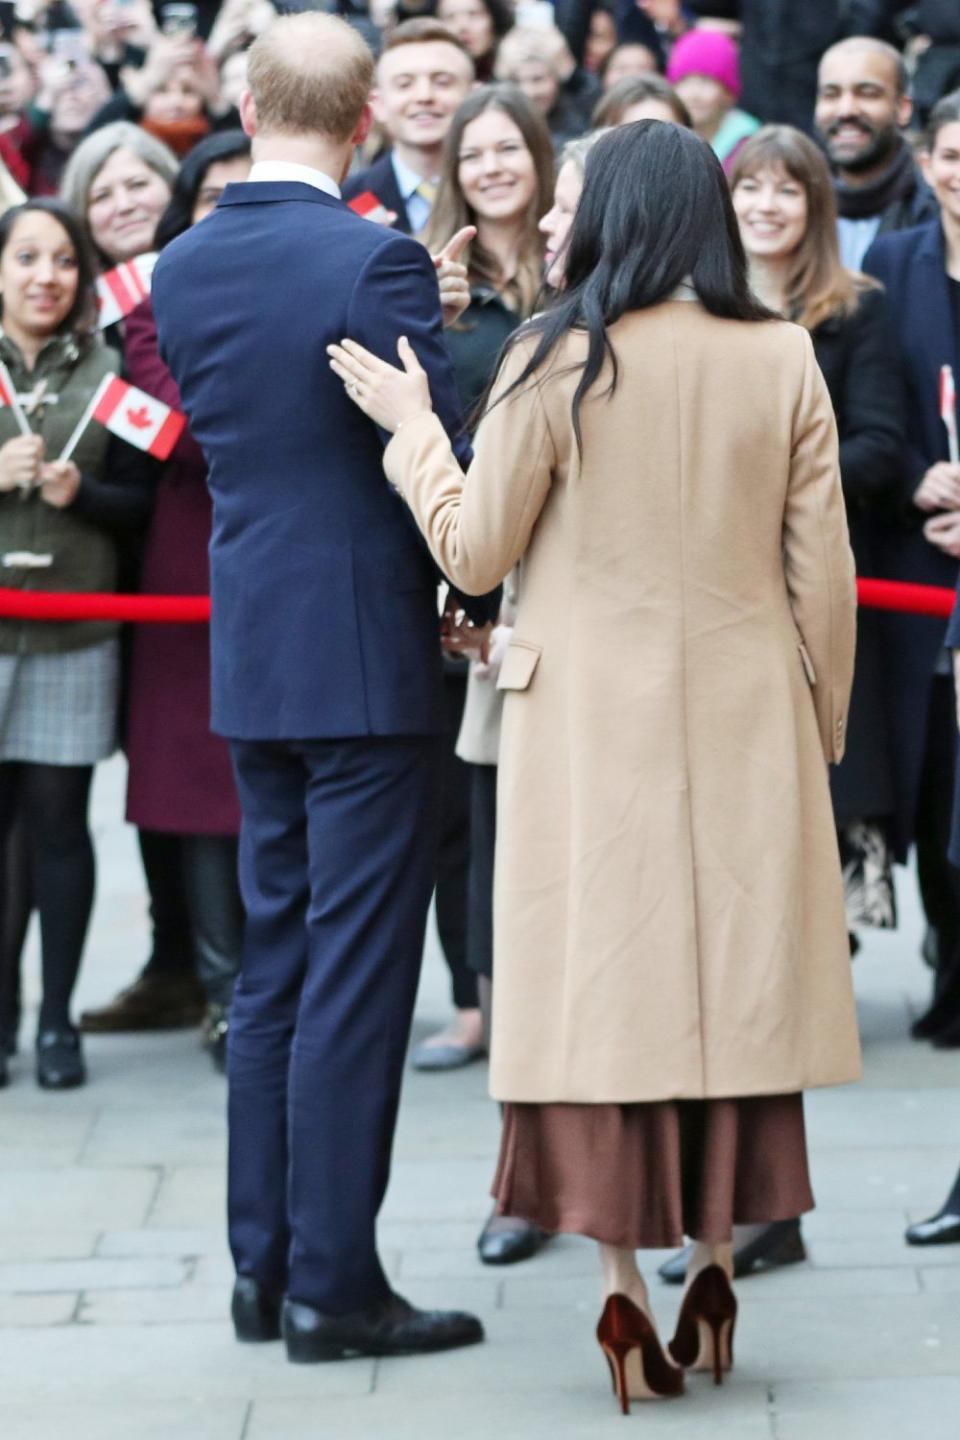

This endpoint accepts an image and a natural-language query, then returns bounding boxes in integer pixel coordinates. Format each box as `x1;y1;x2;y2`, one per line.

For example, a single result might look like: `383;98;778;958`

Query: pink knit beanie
666;30;742;100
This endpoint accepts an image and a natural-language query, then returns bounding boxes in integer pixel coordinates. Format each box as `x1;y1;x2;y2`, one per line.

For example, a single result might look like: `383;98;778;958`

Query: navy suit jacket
152;180;478;741
863;219;960;595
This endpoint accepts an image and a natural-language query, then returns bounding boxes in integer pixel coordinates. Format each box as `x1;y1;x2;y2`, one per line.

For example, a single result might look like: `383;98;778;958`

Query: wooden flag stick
59;373;115;463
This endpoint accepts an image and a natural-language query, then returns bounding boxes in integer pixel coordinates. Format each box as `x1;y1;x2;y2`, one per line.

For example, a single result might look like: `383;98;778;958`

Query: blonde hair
247;13;374;142
729;124;873;332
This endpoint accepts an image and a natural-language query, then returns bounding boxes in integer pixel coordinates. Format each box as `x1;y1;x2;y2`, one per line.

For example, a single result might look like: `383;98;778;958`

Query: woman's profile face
438;0;495;61
732;164;808;264
457;109;538;227
0;210;80;341
538;158;582;290
923;120;960;228
86;146;172;264
191;154;253;225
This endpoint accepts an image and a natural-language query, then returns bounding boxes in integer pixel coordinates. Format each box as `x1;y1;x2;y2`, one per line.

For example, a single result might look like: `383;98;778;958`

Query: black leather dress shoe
0;1050;8;1088
36;1029;85;1090
232;1277;282;1341
905;1210;960;1246
477;1211;547;1266
658;1219;806;1285
282;1291;484;1363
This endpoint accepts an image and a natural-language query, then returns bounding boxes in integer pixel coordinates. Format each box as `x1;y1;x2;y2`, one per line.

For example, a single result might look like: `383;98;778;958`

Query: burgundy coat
123;297;240;836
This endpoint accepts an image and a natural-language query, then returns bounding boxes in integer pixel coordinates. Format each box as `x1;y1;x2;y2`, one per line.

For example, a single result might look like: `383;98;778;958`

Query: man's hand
914;462;960;513
923;510;960;558
39;460;81;509
433;226;476;329
0;434;44;492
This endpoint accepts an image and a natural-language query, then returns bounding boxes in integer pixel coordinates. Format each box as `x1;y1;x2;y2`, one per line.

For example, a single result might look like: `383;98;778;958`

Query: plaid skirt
0;639;119;765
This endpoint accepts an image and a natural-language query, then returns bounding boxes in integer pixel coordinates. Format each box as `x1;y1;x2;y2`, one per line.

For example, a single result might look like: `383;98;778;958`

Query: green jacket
0;330;120;654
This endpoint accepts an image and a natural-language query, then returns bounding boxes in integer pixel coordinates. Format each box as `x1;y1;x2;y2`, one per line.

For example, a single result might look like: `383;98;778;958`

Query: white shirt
247;160;341;199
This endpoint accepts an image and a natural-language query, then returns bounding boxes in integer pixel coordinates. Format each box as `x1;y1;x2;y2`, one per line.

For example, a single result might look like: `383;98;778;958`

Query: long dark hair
499;120;775;451
154;131;251;249
0;199;98;336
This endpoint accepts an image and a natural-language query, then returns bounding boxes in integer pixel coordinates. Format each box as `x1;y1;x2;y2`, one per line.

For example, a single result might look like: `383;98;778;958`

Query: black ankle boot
232;1277;282;1342
36;1028;86;1090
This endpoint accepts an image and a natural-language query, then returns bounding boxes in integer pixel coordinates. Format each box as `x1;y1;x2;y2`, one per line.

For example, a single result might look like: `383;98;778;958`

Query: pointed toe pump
668;1264;737;1385
596;1293;684;1413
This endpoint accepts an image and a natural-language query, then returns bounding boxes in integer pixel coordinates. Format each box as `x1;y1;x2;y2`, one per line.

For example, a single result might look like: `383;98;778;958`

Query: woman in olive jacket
0;199;149;1091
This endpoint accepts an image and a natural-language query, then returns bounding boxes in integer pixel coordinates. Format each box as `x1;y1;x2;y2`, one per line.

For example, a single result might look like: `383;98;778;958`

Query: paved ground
1;756;959;1439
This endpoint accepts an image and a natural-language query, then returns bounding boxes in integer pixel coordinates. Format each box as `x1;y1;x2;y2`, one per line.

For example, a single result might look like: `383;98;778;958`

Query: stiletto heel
668;1264;737;1385
596;1293;684;1413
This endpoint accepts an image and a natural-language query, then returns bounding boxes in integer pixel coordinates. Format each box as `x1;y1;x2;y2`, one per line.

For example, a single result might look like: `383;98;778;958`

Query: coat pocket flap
797;639;817;686
496;641;542;691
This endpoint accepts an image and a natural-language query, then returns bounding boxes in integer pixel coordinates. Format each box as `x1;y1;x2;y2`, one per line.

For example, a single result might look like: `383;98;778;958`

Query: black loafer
477;1212;546;1266
232;1276;282;1341
658;1219;806;1285
905;1211;960;1246
282;1291;484;1363
36;1029;85;1090
0;1050;8;1088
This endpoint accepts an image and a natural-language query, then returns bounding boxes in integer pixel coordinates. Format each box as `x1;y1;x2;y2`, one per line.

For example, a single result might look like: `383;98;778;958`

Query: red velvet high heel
667;1264;737;1385
596;1293;684;1414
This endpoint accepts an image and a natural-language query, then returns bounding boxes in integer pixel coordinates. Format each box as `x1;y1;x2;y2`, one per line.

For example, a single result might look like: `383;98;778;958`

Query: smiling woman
60;122;179;270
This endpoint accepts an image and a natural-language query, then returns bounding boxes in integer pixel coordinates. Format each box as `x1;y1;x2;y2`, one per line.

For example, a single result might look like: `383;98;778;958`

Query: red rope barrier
0;580;953;624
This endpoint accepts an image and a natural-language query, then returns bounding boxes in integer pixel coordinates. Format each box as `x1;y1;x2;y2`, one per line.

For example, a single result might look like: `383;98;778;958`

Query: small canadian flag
90;374;186;458
59;373;186;462
95;253;157;330
348;191;396;226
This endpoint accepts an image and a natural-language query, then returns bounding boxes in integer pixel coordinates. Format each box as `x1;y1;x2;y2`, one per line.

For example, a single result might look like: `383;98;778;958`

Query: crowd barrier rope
0;579;953;624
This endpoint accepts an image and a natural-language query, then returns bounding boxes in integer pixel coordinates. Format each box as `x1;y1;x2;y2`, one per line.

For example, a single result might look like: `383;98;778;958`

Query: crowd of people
1;0;960;1398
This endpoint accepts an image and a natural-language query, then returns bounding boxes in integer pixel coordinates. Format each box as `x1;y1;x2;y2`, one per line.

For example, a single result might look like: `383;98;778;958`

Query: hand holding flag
59;374;187;463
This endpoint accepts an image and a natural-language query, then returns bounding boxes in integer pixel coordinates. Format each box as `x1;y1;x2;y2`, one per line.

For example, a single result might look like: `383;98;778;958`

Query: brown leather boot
79;968;205;1033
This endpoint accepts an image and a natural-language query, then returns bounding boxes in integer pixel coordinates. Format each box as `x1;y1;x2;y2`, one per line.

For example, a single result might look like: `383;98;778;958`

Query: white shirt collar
247;161;341;199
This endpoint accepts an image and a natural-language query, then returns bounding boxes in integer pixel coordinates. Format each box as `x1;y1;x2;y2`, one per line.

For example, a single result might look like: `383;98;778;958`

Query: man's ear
350;102;373;148
919;146;933;185
896;91;913;130
239;89;258;139
369;86;386;128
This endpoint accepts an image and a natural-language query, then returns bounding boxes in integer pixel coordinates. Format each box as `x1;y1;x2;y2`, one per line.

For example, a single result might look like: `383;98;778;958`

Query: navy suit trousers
227;735;442;1312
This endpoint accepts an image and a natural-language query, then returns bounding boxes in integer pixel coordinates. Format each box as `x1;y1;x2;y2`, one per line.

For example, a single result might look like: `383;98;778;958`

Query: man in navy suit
342;18;475;235
152;11;488;1363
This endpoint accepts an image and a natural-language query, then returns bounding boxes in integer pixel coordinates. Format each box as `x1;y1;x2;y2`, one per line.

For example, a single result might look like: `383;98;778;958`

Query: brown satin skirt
492;1095;814;1249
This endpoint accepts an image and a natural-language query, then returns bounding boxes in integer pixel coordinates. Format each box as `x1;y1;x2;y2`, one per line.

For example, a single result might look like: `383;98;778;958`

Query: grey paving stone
147;1166;225;1228
0;1293;77;1327
802;1208;910;1240
772;1377;960;1440
0;1167;158;1230
0;1258;187;1294
79;1285;228;1325
808;1236;960;1269
246;1383;773;1439
807;1147;960;1210
81;1109;227;1168
0;1323;374;1403
96;1227;229;1259
919;1268;960;1293
0;1231;97;1263
804;1088;960;1147
0;1401;249;1440
739;1293;960;1381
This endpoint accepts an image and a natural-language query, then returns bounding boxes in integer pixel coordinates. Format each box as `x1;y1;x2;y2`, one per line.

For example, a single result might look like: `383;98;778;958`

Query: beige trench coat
385;301;861;1103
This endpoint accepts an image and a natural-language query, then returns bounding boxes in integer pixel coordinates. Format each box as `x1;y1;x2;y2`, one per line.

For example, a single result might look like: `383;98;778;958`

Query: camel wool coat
385;300;862;1103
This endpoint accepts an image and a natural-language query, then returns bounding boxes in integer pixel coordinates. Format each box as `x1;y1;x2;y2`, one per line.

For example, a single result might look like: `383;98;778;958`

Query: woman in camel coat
330;121;860;1409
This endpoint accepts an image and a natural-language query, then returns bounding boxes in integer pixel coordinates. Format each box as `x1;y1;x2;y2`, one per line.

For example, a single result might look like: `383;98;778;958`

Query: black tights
0;762;94;1032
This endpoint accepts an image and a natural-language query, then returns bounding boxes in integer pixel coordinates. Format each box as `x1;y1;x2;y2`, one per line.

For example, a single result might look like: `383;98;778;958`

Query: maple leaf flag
95;253;157;330
90;374;186;459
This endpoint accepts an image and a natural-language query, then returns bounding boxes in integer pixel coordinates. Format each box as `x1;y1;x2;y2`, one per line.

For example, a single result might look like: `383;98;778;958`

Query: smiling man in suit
343;18;476;234
151;11;488;1364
